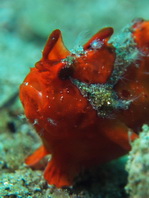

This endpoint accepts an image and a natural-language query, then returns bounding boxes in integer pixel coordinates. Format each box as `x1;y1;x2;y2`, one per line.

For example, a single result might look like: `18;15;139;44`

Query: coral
0;168;48;198
0;112;41;171
125;124;149;198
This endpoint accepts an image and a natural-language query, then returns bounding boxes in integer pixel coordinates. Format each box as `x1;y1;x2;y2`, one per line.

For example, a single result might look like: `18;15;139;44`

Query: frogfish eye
58;65;74;80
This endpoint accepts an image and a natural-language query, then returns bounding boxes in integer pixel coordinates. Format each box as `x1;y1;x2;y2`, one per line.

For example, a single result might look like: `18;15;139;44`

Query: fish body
20;19;149;187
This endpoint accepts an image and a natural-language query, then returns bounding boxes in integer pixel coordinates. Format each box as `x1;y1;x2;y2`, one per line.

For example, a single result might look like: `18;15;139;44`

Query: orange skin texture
20;19;149;187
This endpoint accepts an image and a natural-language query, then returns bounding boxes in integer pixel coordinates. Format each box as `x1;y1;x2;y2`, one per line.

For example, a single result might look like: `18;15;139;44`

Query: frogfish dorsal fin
42;29;70;61
84;27;113;50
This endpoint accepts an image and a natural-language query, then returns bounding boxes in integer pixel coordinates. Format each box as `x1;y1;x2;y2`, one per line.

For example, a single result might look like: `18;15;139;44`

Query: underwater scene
0;0;149;197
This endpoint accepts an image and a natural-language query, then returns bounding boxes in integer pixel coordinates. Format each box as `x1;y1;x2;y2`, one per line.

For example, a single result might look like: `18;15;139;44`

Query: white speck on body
60;95;64;101
91;39;103;50
33;119;38;125
38;92;42;97
23;82;29;86
47;118;57;126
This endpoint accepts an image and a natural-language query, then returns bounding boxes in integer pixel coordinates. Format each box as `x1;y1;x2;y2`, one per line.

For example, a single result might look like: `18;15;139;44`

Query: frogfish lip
19;79;43;121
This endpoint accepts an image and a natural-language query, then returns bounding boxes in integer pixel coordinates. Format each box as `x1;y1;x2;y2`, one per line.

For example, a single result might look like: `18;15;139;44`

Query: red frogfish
20;19;149;188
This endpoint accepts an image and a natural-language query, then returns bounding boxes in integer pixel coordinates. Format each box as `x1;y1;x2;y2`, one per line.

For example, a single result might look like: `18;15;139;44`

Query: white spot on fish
33;119;38;125
47;118;57;126
91;39;103;50
60;95;64;101
23;82;29;86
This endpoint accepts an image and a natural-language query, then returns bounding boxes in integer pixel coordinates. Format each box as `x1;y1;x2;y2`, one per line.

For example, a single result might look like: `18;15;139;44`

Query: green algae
108;21;140;85
71;79;130;118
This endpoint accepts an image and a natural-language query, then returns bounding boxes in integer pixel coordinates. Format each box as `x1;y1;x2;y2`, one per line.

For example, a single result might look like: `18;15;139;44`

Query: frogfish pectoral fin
25;145;48;166
103;121;138;151
44;159;79;188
